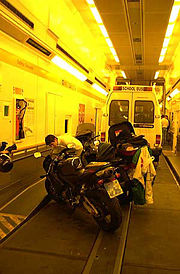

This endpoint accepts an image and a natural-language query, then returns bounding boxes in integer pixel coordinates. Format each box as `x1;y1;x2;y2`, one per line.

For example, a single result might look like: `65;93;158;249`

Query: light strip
105;38;113;47
114;55;120;62
154;71;160;79
159;1;180;63
110;47;117;55
90;7;103;23
92;83;108;96
51;55;87;81
86;1;119;63
98;24;109;38
170;88;180;98
169;5;180;23
160;48;167;56
165;24;175;37
86;0;94;4
121;71;127;79
163;38;170;48
159;55;164;63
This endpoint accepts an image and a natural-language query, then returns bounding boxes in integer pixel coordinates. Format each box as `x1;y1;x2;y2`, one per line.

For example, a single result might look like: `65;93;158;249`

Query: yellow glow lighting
163;38;170;48
110;47;116;55
165;23;175;37
99;24;109;38
105;38;113;47
159;55;164;63
160;47;167;56
86;1;119;63
51;56;87;82
154;71;160;79
90;7;103;23
170;88;180;98
158;1;180;63
167;96;171;101
86;0;94;4
121;71;126;79
92;83;108;96
169;5;180;23
114;55;120;62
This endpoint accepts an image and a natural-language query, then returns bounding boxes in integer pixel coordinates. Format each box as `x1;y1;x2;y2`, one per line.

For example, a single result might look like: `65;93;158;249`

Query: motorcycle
34;146;123;232
75;122;150;204
0;142;17;172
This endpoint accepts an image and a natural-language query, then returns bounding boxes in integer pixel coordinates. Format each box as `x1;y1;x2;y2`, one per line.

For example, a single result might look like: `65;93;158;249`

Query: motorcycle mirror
94;140;100;146
34;152;42;158
67;143;75;149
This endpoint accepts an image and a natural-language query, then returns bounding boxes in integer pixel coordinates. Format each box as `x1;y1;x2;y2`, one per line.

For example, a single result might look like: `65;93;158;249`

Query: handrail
12;143;50;161
12;143;45;153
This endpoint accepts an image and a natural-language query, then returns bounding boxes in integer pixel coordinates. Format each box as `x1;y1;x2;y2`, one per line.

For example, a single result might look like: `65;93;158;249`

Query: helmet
0;154;13;172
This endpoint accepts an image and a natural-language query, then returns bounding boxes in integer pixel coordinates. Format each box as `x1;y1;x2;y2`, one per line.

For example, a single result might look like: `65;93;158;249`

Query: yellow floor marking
0;213;26;240
0;228;6;240
1;216;14;231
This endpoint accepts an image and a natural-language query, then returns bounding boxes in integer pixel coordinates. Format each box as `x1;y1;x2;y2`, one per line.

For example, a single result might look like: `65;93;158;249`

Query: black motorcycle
75;122;149;204
34;146;123;232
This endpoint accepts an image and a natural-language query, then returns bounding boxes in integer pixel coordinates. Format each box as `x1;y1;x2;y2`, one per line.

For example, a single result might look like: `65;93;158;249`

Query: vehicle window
134;101;154;123
109;100;129;126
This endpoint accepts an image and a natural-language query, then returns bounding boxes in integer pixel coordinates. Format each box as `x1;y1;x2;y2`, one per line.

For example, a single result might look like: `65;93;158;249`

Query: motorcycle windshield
76;123;95;137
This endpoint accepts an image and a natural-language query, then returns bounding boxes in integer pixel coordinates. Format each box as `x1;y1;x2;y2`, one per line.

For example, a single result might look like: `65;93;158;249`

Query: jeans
162;127;167;146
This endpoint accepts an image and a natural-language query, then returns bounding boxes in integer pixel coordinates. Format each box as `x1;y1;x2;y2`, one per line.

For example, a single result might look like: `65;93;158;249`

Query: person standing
161;115;169;146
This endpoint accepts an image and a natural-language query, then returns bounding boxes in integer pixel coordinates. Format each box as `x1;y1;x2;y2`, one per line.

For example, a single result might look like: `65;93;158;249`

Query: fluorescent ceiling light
154;71;160;79
86;0;94;4
105;38;113;47
114;55;120;62
51;56;87;82
160;47;167;56
121;71;126;78
99;24;109;37
92;83;108;96
110;47;116;55
159;55;164;63
169;5;180;23
90;7;103;23
170;88;180;98
165;24;175;37
163;38;170;48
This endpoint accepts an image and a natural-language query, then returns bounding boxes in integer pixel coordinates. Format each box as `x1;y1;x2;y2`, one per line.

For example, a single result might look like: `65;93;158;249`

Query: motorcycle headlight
72;157;82;169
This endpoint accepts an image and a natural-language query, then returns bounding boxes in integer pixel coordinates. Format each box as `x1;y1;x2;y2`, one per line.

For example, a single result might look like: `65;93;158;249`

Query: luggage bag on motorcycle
97;142;115;161
76;123;95;143
109;122;148;148
108;121;148;163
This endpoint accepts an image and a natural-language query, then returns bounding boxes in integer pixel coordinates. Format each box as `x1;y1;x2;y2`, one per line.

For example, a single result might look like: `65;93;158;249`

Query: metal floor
0;154;180;274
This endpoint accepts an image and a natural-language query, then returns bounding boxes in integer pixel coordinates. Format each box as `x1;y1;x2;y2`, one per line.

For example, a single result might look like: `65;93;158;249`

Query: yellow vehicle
101;85;162;162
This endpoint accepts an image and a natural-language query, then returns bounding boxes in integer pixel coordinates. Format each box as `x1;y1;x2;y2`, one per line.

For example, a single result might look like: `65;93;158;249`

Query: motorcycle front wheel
85;189;122;232
45;178;62;203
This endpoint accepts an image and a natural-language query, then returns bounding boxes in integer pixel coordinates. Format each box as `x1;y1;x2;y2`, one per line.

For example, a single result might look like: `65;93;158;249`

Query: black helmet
0;154;13;172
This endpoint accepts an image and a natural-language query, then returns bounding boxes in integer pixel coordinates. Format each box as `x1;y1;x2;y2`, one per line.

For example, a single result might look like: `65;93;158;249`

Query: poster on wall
15;98;27;140
24;98;35;137
79;104;85;124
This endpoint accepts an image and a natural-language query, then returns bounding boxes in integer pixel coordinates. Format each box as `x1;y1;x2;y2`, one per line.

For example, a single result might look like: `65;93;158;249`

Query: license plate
104;180;124;198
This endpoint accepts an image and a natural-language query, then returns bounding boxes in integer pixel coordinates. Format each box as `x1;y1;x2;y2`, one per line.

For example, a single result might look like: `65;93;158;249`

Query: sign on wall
79;104;85;124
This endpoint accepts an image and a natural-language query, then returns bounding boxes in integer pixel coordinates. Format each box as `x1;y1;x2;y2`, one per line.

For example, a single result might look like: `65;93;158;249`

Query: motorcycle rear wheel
85;189;122;232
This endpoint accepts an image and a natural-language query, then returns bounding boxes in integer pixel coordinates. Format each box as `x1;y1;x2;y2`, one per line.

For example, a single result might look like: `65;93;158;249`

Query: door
46;93;62;135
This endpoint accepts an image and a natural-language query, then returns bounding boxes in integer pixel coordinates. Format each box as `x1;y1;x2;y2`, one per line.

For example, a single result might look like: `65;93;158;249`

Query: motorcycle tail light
115;173;120;178
156;135;161;144
101;132;105;142
97;179;104;185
